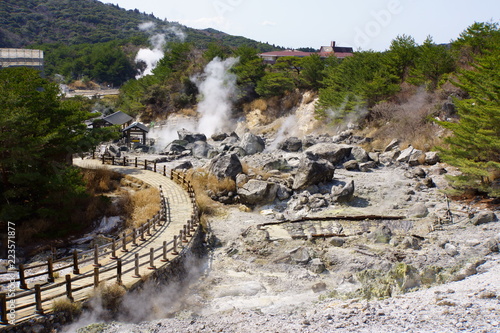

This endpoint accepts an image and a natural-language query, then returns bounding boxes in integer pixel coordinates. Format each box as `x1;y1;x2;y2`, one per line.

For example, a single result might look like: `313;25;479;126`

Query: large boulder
208;153;243;180
350;146;370;163
239;132;265;155
471;211;498;225
177;129;207;143
279;137;303;152
190;141;212;159
237;179;278;205
305;143;352;165
292;152;335;190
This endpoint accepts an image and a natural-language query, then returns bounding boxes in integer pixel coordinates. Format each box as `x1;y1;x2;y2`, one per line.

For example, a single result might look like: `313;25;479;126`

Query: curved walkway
1;158;194;327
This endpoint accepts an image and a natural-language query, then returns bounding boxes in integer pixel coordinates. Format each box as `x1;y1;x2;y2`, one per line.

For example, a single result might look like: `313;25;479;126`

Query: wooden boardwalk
0;158;196;327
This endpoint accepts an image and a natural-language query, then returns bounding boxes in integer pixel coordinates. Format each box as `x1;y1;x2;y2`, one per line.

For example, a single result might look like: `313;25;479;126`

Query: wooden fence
0;157;198;326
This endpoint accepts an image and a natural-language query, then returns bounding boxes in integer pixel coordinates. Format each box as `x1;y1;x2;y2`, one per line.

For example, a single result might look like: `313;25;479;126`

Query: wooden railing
0;157;198;326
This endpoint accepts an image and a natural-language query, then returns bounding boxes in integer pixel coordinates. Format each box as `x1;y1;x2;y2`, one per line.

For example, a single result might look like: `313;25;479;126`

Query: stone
311;282;327;293
400;236;421;250
444;243;459;256
368;152;380;163
208;153;243;180
407;202;429;218
397;146;416;163
350;146;370;163
211;132;228;141
379;150;401;164
172;160;193;170
425;151;440;165
279;136;303;152
190;141;212;158
292;153;335;190
368;225;392;243
331;180;355;203
408;149;424;166
359;161;377;172
343;160;359;171
305;143;353;165
178;129;207;143
237;179;278;205
330;237;345;247
239;132;265;155
289;247;310;264
470;211;498;225
310;258;326;274
276;184;292;200
384;139;400;152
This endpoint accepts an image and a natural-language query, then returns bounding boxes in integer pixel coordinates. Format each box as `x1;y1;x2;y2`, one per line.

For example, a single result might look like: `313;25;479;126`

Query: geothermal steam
193;57;239;137
135;22;186;78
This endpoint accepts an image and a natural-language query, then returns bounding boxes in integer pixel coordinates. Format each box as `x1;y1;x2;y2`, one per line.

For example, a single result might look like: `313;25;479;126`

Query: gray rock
309;258;326;274
305;143;352;165
408;149;424;166
276;184;292;200
470;211;498;225
191;141;212;158
368;225;392;243
359;161;377;172
292;153;335;190
311;282;327;293
289;247;310;264
444;243;459;256
279;136;303;152
425;151;440;165
331;180;355;203
397;146;416;163
240;132;265;155
350;146;370;163
211;132;228;141
237;179;278;205
343;160;359;171
208;153;243;180
172;160;193;170
368;152;380;163
330;237;345;247
400;236;421;250
407;202;429;218
384;139;400;152
178;129;207;143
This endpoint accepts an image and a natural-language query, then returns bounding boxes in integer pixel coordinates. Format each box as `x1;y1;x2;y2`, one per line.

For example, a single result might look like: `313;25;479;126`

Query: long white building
0;48;44;71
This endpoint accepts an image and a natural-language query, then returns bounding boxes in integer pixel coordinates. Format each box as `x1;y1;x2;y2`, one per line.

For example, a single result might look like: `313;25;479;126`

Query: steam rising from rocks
193;57;239;137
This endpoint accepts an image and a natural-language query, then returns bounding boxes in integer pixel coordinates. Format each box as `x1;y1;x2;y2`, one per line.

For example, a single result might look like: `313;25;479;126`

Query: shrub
52;298;82;319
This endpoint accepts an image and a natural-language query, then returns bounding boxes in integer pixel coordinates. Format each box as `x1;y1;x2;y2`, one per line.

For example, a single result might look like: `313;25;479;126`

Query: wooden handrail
0;156;200;326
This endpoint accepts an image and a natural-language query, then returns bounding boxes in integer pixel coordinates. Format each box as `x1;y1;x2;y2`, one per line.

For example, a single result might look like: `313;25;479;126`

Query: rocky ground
69;103;499;333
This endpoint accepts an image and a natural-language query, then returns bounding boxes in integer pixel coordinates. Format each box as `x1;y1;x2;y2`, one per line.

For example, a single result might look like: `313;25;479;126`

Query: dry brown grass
120;187;161;229
52;298;82;318
364;88;446;152
82;168;122;194
184;169;236;216
241;162;273;181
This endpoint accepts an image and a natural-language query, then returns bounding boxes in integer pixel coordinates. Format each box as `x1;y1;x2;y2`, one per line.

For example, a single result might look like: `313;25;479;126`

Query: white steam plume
135;22;187;79
192;57;239;137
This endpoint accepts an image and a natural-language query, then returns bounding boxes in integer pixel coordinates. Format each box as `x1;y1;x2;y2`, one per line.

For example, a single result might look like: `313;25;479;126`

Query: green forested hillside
0;0;278;51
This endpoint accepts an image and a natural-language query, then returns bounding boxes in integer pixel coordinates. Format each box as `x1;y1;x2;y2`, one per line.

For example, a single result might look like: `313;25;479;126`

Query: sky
103;0;499;51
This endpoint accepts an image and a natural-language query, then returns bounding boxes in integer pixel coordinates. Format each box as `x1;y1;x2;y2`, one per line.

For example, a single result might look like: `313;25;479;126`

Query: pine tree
436;43;500;197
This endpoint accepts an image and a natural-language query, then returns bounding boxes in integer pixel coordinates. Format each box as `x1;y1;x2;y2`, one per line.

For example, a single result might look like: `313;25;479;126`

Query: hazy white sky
103;0;499;51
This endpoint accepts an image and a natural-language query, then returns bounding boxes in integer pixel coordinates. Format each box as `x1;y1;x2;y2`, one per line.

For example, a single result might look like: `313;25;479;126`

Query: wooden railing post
0;293;7;324
116;259;122;285
154;162;157;173
102;155;105;165
140;225;145;241
123;156;127;166
110;239;117;259
35;284;44;314
135;157;138;168
144;160;148;170
133;253;140;278
148;248;156;270
121;232;128;253
93;267;99;288
47;258;54;283
92;150;95;159
93;245;101;267
161;241;168;262
171;235;178;255
65;275;73;302
19;264;28;289
132;228;137;246
73;250;80;275
146;220;151;236
163;165;166;177
111;156;115;165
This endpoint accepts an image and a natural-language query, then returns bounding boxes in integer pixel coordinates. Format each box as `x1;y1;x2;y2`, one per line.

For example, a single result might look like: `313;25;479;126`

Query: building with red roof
259;41;353;64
